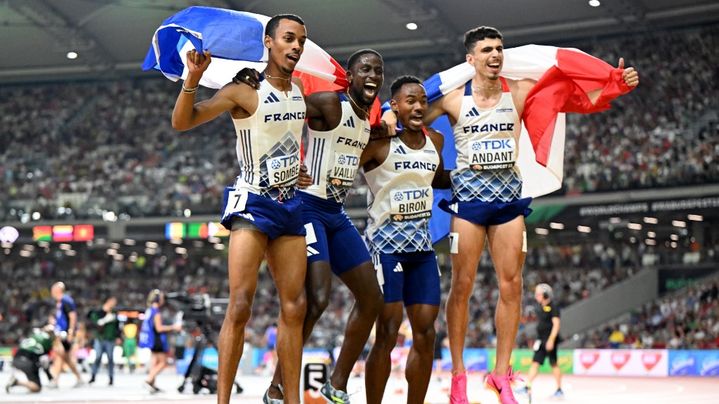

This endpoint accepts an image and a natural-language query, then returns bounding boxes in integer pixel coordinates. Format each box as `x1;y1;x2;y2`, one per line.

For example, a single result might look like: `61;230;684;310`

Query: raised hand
618;57;639;87
233;67;262;90
186;49;211;76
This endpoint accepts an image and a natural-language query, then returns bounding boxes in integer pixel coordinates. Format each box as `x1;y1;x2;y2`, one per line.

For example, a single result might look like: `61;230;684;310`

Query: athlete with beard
171;14;310;404
239;49;385;404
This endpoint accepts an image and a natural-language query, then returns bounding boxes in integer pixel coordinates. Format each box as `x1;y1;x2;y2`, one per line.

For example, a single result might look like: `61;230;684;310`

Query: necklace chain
264;73;291;81
346;91;368;119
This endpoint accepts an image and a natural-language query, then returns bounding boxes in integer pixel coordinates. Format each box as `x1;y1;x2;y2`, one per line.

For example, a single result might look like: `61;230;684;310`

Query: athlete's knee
280;291;307;326
374;326;400;352
412;326;436;354
226;292;253;327
359;288;383;317
498;273;523;303
305;289;329;322
449;273;475;301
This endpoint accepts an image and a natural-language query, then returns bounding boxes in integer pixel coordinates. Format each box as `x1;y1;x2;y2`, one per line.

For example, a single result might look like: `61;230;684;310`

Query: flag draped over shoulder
142;6;347;91
421;45;635;242
142;6;382;130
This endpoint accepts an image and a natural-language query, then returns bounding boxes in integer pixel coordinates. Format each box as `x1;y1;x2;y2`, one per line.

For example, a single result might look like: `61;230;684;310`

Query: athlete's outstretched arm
172;50;256;131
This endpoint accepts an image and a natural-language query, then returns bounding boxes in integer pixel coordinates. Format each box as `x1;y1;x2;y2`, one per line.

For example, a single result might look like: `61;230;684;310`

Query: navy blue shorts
300;192;371;275
438;197;533;226
375;251;440;306
220;187;305;240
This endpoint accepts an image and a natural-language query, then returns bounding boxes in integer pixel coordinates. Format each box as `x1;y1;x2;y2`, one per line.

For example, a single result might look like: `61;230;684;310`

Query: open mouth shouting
362;81;378;99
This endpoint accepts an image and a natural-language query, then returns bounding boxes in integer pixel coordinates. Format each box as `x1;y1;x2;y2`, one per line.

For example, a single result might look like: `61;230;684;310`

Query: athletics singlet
451;77;522;202
302;93;370;203
231;80;306;201
364;134;439;254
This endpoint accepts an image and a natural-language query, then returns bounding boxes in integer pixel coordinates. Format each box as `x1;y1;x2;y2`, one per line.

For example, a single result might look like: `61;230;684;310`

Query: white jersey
302;93;371;203
364;133;439;254
232;80;306;201
451;78;522;202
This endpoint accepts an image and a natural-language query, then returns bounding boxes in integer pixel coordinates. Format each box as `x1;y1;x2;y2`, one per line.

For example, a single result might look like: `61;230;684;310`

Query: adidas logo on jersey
264;92;280;104
393;263;403;273
343;116;356;128
306;245;320;257
465;107;480;118
394;145;407;155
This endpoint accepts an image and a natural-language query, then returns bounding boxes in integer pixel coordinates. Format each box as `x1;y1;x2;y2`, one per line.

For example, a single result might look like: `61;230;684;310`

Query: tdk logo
337;155;359;166
264;111;306;123
394;189;430;200
472;139;514;150
462;122;514;134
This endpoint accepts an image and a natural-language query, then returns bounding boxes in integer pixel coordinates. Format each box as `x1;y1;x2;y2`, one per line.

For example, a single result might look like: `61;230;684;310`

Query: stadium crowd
580;278;719;349
1;26;717;221
2;236;716;350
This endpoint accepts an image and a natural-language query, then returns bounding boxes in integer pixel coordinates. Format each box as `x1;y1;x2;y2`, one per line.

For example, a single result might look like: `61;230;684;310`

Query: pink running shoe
450;372;469;404
486;367;522;404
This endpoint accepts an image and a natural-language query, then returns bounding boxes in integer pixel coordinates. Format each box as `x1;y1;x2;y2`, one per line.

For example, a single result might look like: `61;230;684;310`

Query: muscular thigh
449;216;487;280
227;229;268;295
486;215;526;280
266;235;307;299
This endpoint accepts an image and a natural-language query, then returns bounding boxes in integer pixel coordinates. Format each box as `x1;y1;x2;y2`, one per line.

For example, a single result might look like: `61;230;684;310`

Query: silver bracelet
181;83;199;94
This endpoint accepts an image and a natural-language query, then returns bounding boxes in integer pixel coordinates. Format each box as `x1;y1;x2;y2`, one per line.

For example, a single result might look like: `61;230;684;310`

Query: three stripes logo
394;145;407;155
343;116;356;128
465;107;480;118
393;263;403;273
264;92;280;104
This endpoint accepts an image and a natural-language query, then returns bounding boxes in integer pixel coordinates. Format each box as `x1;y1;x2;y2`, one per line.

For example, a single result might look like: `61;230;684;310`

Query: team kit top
364;133;440;255
451;78;522;203
230;80;306;201
302;93;371;204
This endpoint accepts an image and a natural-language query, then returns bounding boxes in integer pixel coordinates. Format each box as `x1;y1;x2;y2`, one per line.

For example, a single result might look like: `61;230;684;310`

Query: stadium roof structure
0;0;718;84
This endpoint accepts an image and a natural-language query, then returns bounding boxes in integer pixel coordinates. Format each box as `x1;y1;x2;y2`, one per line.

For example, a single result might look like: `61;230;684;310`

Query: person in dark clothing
524;283;563;398
5;325;55;393
88;296;120;386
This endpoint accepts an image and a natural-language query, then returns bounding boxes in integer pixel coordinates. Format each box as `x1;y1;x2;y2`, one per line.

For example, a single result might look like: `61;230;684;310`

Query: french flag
423;45;636;242
142;6;382;126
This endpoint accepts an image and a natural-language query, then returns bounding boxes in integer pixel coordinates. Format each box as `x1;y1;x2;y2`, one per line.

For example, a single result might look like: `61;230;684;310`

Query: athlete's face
466;37;503;80
534;287;544;303
264;19;307;75
391;83;427;132
51;286;63;301
347;53;384;106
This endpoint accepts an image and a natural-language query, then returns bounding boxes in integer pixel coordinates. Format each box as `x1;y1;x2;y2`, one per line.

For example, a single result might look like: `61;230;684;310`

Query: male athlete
171;14;310;404
49;282;83;388
240;49;385;404
383;26;639;404
362;76;450;404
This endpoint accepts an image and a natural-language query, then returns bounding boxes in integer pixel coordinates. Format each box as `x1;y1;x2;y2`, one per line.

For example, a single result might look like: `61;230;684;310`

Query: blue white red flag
421;45;635;241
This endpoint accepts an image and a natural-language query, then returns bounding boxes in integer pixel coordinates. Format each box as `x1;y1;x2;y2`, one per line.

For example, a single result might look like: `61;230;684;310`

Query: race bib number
390;187;432;221
223;188;248;218
328;152;359;187
266;154;300;187
468;137;516;170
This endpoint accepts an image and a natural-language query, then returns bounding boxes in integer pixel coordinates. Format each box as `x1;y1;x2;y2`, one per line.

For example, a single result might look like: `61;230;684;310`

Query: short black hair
390;75;422;98
464;26;503;53
346;49;383;70
265;14;305;38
